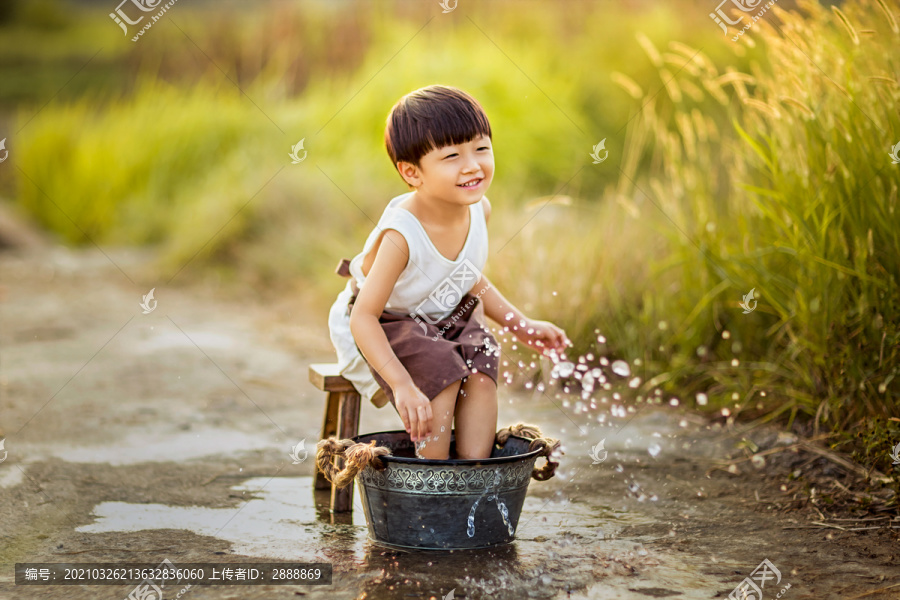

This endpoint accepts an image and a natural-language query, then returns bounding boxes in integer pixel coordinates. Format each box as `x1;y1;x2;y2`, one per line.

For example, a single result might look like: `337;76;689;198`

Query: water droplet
648;443;661;458
731;358;739;367
628;376;641;388
597;335;606;344
582;372;595;393
553;362;575;378
721;408;731;417
722;330;731;339
751;454;766;469
504;312;515;321
611;360;630;377
696;393;708;406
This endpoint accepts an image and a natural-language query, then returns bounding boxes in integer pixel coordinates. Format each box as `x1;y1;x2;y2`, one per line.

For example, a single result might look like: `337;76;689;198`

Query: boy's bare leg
453;373;498;459
414;380;460;460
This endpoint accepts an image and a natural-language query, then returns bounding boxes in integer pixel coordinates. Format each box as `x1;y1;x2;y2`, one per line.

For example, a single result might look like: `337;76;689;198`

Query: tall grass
494;0;900;476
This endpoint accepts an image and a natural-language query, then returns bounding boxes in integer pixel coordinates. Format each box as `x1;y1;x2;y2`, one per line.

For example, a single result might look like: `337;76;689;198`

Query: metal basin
352;430;544;550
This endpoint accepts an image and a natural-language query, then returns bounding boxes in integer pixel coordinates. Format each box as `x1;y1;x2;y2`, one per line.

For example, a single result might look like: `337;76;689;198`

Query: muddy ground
1;244;899;600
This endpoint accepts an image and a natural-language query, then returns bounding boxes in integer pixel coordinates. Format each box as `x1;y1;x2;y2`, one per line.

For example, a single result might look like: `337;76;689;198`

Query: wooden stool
309;363;361;513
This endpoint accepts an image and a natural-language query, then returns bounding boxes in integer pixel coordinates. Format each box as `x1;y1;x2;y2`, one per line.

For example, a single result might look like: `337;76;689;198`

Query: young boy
328;85;570;460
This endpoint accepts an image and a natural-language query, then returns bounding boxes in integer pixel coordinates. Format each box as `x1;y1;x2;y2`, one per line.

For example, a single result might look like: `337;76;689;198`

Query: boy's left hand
514;318;571;356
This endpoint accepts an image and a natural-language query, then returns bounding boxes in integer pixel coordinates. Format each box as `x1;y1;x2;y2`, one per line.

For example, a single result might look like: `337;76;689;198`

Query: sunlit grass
491;0;900;480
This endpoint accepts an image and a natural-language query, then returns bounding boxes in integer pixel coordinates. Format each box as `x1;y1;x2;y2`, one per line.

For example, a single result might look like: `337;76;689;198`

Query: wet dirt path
1;246;898;600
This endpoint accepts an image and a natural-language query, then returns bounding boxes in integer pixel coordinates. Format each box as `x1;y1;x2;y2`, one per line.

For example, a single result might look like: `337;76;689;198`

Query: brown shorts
348;289;500;408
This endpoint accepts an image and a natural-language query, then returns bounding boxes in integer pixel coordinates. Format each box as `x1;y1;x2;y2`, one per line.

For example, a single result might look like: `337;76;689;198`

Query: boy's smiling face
397;135;494;206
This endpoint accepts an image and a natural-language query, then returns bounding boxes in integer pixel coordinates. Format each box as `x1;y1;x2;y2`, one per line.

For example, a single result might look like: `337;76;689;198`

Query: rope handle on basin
315;439;391;489
496;423;563;481
315;423;562;488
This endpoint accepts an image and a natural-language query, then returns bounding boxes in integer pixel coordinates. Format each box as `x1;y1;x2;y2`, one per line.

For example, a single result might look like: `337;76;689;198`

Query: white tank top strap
347;202;420;282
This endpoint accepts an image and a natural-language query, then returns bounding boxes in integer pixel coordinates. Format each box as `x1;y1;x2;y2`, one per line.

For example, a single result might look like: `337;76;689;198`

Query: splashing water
551;361;576;379
415;440;427;459
466;469;514;538
495;498;515;536
611;360;631;377
466;498;480;537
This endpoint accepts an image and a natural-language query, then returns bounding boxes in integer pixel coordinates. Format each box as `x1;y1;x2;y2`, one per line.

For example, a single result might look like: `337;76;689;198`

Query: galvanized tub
352;430;548;550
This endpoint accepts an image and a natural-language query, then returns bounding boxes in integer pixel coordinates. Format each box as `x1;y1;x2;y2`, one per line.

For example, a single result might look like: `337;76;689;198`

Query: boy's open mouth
457;178;483;188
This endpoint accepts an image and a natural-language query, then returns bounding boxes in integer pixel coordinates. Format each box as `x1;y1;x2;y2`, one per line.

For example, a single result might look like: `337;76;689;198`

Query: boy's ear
396;160;423;188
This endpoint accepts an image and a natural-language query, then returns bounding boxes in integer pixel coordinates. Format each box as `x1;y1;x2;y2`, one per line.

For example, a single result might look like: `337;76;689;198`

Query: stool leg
315;391;341;490
331;389;361;513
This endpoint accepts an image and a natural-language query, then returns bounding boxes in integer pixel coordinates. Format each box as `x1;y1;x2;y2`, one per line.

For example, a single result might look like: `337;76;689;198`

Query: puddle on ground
566;555;740;600
76;476;369;560
18;427;281;465
0;465;25;489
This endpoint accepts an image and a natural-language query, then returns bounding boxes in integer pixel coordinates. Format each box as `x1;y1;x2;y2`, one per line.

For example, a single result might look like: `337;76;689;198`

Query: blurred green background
0;0;898;474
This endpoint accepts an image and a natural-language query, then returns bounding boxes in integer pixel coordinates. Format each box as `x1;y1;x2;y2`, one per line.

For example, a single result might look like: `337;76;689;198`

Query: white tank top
349;191;489;319
328;191;490;406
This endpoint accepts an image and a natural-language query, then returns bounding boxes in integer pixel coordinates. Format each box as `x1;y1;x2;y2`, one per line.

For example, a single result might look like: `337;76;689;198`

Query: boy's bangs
418;109;492;157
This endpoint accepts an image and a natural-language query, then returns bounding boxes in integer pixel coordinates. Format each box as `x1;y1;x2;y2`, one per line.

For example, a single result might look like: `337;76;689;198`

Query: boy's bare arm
349;229;414;390
470;274;524;329
471;275;571;355
349;229;434;441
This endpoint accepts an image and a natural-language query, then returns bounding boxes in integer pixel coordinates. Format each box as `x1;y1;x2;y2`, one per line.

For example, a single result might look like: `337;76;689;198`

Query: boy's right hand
393;382;433;442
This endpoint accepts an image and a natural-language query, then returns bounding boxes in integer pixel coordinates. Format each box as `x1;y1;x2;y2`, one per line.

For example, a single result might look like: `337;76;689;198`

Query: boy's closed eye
443;146;491;159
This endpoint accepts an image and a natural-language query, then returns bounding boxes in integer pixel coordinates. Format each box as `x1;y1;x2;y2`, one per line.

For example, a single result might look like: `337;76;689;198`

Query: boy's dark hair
385;85;492;174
